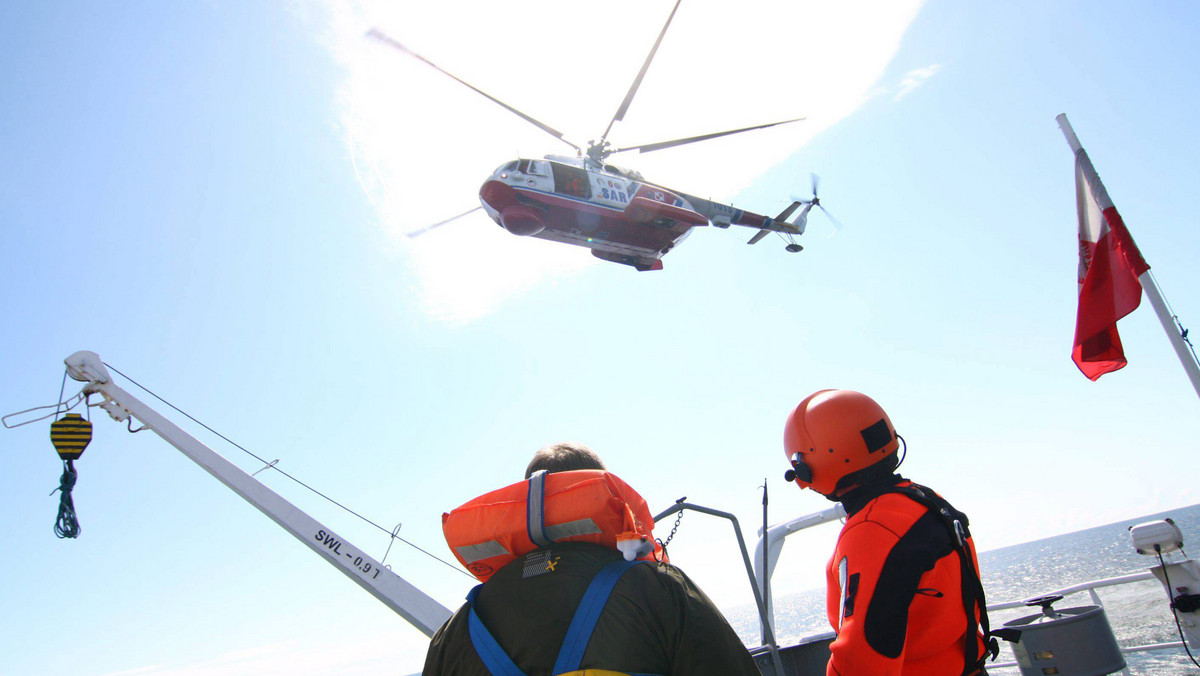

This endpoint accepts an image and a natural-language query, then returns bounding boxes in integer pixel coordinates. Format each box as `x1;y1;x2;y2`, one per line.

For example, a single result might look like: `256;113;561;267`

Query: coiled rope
51;460;80;538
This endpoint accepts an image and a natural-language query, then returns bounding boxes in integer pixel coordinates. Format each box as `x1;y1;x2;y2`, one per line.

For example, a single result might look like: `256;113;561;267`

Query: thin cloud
894;64;942;101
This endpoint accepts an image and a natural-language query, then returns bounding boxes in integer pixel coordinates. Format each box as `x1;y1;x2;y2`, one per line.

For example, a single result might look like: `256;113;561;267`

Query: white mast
1056;114;1200;400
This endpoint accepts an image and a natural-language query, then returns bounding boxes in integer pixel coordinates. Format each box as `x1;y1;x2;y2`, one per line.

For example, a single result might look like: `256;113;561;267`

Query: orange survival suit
825;476;994;676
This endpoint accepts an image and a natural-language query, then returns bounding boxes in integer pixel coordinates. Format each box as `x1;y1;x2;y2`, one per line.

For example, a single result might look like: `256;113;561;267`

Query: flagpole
1138;272;1200;398
1056;114;1200;399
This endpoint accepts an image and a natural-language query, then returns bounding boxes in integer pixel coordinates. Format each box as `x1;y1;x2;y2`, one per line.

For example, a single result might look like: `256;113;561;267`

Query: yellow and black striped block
50;413;92;460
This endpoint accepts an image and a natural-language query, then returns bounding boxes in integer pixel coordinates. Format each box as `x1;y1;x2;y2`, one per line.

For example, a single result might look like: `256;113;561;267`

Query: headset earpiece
787;454;812;484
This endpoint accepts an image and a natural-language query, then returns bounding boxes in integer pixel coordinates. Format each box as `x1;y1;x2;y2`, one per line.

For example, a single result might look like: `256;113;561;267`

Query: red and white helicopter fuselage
480;154;803;271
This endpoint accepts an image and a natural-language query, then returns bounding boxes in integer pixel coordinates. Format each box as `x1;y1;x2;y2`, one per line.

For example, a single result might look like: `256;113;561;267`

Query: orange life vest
443;470;664;581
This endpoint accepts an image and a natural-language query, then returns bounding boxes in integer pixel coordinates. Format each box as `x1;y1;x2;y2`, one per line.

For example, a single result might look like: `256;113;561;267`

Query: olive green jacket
422;542;761;675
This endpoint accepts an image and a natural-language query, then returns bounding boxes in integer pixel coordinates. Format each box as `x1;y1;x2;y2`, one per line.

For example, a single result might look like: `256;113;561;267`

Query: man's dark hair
525;441;606;479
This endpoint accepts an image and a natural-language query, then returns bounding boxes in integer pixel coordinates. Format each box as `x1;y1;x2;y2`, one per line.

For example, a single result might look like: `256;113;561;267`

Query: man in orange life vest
781;390;997;676
423;442;761;675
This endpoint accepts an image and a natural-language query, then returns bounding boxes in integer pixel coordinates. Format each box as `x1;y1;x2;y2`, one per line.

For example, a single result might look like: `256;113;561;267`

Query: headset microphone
784;469;796;482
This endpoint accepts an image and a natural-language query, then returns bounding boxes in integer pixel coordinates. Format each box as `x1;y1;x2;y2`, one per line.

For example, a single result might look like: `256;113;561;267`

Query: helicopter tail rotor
789;173;843;237
814;203;844;234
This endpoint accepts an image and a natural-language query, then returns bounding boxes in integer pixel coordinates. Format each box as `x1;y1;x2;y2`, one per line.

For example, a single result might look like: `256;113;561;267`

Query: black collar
837;474;906;517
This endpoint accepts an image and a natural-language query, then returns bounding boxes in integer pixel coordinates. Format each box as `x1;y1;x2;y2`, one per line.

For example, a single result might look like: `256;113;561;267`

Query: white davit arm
64;351;454;637
752;503;846;641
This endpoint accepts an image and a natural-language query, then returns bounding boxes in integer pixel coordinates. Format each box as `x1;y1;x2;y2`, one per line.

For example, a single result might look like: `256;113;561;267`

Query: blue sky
3;1;1199;674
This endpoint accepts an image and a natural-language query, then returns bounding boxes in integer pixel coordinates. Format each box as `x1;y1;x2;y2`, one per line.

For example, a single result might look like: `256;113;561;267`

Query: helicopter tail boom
682;194;803;235
627;196;709;227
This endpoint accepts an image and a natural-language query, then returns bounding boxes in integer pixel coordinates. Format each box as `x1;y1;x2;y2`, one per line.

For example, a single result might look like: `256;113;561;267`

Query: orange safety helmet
783;389;900;496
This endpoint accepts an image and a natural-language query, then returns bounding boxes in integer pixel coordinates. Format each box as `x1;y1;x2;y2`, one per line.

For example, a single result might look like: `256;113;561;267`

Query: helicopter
367;1;840;271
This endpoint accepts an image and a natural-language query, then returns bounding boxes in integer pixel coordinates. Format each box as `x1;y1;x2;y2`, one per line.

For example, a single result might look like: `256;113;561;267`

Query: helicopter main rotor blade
597;0;684;148
405;206;483;238
611;116;806;155
367;29;581;155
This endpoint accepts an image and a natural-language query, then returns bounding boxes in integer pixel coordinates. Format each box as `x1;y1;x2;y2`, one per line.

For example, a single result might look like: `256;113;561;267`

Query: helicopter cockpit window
517;159;531;173
526;160;549;176
550;161;590;199
502;161;518;172
604;164;643;181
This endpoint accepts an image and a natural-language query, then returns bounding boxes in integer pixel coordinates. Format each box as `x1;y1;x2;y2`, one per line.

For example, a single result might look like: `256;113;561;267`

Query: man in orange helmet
781;390;997;676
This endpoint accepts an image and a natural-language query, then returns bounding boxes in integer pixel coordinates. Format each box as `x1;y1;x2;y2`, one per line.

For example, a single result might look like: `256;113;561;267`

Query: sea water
728;503;1200;675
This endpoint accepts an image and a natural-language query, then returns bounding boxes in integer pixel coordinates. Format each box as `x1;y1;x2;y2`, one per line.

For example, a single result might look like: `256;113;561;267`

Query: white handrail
987;571;1155;611
986;574;1157;674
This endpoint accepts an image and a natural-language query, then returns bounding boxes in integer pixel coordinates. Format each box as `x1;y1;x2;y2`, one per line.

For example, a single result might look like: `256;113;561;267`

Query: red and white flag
1072;151;1151;380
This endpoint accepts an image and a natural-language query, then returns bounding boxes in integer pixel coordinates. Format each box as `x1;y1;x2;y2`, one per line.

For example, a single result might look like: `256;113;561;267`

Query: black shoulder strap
879;483;998;675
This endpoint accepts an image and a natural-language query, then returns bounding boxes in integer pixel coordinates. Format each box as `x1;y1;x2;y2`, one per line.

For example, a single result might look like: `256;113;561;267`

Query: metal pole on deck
1056;114;1200;401
652;501;784;676
761;479;772;647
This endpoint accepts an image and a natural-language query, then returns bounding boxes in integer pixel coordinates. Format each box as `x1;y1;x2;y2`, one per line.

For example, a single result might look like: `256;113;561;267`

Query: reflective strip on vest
837;556;849;630
546;518;602;541
455;519;599;565
456;541;513;565
528;470;554;548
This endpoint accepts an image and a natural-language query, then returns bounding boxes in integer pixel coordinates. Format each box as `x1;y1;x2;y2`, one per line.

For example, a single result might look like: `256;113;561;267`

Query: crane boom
63;351;453;637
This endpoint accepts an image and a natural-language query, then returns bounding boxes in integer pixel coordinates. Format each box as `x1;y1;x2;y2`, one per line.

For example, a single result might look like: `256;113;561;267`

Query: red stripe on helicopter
626;197;708;226
737;212;769;228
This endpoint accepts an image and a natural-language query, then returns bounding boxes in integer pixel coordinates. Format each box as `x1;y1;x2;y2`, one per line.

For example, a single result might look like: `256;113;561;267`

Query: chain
662;510;684;547
658;497;688;554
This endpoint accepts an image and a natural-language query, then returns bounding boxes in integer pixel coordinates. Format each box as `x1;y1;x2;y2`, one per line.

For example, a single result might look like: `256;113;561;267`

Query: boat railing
754;508;1196;675
985;570;1183;674
653;500;788;676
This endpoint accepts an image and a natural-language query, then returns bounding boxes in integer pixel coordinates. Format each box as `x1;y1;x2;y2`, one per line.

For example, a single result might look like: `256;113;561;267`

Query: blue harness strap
466;559;644;676
467;585;527;676
552;558;640;674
